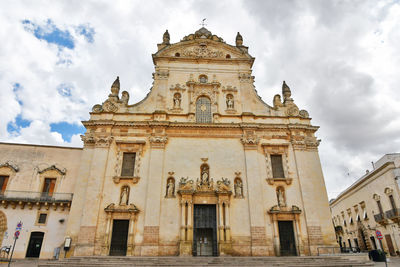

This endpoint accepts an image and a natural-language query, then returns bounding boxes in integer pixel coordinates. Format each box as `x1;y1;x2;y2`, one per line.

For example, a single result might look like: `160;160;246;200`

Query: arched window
196;96;212;123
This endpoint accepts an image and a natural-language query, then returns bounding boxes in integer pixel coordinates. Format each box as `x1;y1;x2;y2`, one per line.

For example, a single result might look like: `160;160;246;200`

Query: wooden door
26;232;44;258
385;234;395;256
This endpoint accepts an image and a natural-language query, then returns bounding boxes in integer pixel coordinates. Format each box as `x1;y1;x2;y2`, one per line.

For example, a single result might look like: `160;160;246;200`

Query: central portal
193;204;218;256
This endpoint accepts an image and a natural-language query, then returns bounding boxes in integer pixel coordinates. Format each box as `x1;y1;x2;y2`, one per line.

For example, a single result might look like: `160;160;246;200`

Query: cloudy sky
1;0;399;199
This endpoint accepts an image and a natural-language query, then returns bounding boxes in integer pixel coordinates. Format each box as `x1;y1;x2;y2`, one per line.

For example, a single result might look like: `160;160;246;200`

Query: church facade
0;28;336;258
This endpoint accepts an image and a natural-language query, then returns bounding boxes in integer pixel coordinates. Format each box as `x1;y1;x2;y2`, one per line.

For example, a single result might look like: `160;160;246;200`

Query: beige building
330;153;400;256
0;27;337;258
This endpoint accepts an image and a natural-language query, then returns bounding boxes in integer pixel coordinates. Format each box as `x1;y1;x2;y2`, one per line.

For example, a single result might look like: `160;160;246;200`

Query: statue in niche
173;93;181;108
200;165;209;184
234;179;243;198
119;185;130;205
166;178;175;197
277;187;286;207
226;94;234;109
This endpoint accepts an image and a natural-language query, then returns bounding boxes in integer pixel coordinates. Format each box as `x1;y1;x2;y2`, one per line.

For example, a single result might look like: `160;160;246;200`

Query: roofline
0;142;83;150
330;161;396;206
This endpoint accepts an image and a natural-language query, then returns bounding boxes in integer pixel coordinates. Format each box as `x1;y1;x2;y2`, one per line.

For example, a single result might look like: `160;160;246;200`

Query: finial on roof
236;32;243;46
200;18;207;27
282;80;291;101
111;76;120;97
162;30;170;45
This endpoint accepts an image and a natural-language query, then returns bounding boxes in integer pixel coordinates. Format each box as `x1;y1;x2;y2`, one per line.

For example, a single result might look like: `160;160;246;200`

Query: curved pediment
154;28;253;63
155;40;252;61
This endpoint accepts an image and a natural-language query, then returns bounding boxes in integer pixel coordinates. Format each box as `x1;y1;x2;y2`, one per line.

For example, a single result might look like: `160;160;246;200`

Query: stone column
102;212;112;255
242;134;268;256
225;203;231;241
142;135;167;256
187;201;193;241
272;214;280;256
74;136;113;256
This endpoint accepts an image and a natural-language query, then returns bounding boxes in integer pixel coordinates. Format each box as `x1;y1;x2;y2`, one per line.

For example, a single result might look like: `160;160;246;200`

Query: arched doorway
0;211;7;246
196;97;212;123
26;232;44;258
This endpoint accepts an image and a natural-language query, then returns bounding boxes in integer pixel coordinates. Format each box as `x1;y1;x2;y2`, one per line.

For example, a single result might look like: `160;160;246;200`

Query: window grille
38;213;47;224
196;97;212;123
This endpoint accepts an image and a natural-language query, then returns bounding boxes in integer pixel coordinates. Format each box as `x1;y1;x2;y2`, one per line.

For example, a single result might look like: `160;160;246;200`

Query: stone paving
0;255;386;267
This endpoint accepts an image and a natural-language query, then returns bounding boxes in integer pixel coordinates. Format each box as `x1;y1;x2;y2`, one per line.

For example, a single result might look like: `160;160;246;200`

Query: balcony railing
374;213;386;223
0;190;73;203
385;208;400;220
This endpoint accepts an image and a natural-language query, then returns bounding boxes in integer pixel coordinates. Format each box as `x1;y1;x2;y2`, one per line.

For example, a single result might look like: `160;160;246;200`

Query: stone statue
234;179;243;198
121;91;129;105
201;166;209;184
277;187;285;207
166;179;175;197
236;32;243;46
163;30;170;45
282;81;291;102
173;94;181;108
119;186;129;205
273;94;283;108
110;76;120;97
226;95;234;109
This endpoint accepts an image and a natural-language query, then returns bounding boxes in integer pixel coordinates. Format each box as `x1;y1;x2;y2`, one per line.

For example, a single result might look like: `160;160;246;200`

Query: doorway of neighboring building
278;221;297;256
109;219;129;256
385;234;395;256
26;232;44;258
193;204;218;256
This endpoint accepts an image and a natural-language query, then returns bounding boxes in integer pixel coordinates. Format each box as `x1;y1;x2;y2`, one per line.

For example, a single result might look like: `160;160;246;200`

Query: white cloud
0;0;399;198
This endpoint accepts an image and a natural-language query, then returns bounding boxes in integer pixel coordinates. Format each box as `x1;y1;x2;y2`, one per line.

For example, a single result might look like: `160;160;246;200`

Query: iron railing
374;213;386;223
0;190;73;202
385;208;400;219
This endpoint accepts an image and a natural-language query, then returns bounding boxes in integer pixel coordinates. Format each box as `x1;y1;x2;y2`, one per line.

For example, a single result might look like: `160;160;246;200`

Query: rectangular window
0;176;9;193
38;213;47;224
377;200;384;215
42;178;56;197
271;155;285;178
389;195;397;210
121;153;136;177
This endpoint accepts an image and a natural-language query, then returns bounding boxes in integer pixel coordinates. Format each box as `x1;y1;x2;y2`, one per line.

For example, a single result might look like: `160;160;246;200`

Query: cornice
330;162;397;207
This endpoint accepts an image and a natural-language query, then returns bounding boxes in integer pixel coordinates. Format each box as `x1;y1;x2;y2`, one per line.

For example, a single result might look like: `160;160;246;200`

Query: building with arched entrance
0;27;337;258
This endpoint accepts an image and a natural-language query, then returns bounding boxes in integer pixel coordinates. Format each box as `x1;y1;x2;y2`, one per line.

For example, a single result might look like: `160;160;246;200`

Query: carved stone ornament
181;46;224;58
38;164;66;176
80;133;96;145
181;27;224;43
92;104;103;113
299;109;309;118
0;162;19;172
216;178;231;193
149;135;168;144
95;136;114;148
240;134;259;145
102;99;119;113
268;205;301;214
286;105;299;116
238;73;253;83
104;203;139;214
178;177;195;191
154;69;169;80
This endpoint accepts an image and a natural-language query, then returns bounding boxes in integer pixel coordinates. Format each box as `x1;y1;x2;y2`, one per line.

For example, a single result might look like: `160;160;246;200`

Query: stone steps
38;255;374;267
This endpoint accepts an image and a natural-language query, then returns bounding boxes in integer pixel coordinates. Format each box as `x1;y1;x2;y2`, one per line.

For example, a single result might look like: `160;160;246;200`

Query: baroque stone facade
0;27;336;258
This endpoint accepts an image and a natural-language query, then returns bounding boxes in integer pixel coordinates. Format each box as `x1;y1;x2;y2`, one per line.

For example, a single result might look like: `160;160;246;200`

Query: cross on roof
200;18;207;27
